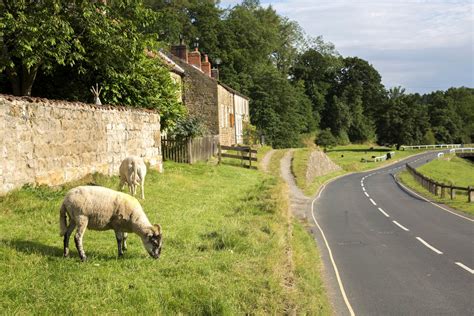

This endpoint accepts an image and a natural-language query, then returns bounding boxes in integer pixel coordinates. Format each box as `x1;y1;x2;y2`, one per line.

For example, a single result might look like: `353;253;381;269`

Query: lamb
119;156;147;200
59;186;162;261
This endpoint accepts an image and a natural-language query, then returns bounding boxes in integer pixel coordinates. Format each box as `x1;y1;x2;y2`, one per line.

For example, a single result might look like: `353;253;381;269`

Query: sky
219;0;474;94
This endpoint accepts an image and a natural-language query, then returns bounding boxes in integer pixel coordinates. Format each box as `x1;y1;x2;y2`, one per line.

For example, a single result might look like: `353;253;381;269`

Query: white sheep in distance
59;186;162;261
119;156;147;200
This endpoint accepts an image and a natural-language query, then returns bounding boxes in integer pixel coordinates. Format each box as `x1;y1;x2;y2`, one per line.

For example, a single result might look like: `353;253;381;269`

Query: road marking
393;221;409;231
378;207;390;217
416;237;443;254
312;185;356;316
364;192;370;197
395;179;474;223
362;187;366;192
369;198;377;206
455;262;474;274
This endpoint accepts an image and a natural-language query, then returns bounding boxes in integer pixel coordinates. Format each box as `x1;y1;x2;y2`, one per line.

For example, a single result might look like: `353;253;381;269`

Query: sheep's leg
115;231;124;257
140;179;145;200
119;177;126;191
74;217;88;262
123;232;128;251
63;222;76;257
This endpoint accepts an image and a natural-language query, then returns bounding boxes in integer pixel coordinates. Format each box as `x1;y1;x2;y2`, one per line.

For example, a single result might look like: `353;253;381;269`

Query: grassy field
398;155;474;215
0;160;330;314
292;145;425;196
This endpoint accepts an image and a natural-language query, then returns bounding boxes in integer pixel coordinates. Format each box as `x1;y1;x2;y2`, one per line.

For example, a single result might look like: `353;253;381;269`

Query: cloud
220;0;474;93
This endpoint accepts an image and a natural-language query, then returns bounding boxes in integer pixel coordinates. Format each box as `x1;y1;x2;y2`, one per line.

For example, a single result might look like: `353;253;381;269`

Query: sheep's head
143;224;162;259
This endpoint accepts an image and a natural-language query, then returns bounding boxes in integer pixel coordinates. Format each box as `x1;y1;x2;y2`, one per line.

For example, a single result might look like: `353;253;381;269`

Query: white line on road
416;237;443;254
393;221;410;231
378;207;390;217
369;198;377;206
312;185;356;316
364;192;369;197
362;187;366;192
455;262;474;274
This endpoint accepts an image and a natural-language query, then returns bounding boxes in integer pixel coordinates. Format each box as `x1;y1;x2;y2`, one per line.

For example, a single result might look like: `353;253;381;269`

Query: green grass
326;144;423;173
0;161;330;314
292;145;426;196
417;155;474;187
398;156;474;215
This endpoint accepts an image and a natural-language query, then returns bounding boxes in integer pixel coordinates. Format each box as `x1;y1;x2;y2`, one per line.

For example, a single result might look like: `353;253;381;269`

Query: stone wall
0;95;162;195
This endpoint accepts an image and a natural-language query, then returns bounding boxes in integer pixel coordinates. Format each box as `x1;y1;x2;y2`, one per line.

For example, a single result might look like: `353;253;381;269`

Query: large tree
0;0;84;96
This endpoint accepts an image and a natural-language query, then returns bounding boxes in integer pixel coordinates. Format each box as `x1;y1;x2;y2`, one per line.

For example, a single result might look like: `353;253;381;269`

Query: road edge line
311;181;356;316
392;174;474;223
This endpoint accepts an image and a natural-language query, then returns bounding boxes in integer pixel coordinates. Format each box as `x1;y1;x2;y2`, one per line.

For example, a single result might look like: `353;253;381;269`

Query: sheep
59;185;162;261
119;156;147;200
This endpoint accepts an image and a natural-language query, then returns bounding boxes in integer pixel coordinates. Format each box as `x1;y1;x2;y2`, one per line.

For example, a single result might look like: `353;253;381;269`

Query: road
309;152;474;315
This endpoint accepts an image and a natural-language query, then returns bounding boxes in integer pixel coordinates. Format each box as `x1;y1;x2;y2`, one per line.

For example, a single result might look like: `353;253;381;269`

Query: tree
315;128;337;150
0;0;84;95
3;1;185;129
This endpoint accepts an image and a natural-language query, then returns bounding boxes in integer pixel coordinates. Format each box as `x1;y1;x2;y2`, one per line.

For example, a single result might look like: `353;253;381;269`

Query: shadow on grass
1;239;63;257
0;239;117;260
327;148;392;153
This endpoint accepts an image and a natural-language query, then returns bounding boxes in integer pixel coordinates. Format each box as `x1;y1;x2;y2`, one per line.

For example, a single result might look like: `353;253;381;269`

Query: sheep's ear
153;224;162;235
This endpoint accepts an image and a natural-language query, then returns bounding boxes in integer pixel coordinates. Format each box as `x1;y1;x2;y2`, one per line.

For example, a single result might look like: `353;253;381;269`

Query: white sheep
59;185;162;261
119;156;147;200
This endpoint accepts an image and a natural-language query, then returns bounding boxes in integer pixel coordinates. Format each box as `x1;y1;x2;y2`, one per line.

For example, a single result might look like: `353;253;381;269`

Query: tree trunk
6;63;39;96
20;64;39;96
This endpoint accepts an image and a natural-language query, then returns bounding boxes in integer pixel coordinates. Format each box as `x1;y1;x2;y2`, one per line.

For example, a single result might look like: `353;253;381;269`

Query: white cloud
220;0;474;93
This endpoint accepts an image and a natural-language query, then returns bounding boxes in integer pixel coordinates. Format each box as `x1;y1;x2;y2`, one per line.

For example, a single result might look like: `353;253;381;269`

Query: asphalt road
312;152;474;315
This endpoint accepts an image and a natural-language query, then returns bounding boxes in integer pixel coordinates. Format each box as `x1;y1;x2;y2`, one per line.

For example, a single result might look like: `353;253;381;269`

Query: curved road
309;152;474;315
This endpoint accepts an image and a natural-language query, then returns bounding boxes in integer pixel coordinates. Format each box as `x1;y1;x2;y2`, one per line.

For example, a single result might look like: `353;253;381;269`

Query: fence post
450;186;455;200
441;186;446;199
218;144;222;164
469;186;473;203
248;147;252;169
187;138;193;164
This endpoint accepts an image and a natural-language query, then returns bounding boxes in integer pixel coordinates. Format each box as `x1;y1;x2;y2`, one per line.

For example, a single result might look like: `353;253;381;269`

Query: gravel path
260;149;275;173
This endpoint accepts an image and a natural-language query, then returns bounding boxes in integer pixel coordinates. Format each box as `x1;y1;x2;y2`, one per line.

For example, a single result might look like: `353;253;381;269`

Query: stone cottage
164;44;250;146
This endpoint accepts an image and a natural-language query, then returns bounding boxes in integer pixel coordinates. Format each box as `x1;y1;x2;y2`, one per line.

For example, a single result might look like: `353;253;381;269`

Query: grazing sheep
119;156;147;200
59;186;162;261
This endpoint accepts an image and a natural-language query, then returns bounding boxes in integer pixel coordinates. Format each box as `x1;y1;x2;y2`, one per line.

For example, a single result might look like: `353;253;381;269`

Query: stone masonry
0;94;162;195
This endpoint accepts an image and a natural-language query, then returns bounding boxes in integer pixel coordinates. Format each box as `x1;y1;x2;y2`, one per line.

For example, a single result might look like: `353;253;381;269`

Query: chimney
201;55;211;77
188;47;201;69
211;68;219;80
171;43;188;62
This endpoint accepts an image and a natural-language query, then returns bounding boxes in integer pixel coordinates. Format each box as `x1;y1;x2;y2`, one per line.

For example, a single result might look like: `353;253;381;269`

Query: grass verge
0;160;330;314
397;158;474;216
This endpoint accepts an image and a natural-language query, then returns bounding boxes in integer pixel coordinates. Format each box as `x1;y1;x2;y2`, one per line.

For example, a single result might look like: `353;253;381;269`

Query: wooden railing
218;145;257;169
161;135;219;164
405;163;473;202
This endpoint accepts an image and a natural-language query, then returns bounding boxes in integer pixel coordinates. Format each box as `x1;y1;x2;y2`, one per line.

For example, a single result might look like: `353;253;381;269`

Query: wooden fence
218;145;257;168
161;135;219;164
405;163;473;202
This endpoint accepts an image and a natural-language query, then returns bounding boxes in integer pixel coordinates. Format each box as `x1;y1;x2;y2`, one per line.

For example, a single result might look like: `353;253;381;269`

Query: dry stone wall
0;95;162;195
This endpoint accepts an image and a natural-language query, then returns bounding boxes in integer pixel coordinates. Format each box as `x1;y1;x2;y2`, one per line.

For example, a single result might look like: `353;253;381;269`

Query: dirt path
260;149;275;173
280;150;311;220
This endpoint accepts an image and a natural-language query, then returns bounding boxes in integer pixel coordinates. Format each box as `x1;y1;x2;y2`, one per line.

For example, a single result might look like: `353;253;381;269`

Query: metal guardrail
449;147;474;154
400;144;461;150
374;151;396;162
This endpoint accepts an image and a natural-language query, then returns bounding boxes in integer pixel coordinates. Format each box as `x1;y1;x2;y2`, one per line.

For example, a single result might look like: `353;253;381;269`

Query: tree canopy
1;0;472;145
